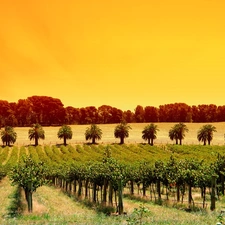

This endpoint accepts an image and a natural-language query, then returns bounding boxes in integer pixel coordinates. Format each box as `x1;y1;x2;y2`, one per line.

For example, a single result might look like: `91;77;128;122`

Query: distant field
13;122;225;146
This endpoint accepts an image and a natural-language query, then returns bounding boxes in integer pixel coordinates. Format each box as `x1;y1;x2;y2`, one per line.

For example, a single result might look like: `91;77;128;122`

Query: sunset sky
1;0;225;111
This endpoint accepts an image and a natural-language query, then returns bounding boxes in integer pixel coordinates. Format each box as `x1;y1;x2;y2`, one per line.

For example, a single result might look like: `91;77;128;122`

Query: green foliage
4;146;19;171
28;123;45;146
142;123;159;145
7;185;24;218
2;144;225;216
85;124;102;144
57;125;73;145
9;156;47;191
96;204;115;215
168;123;188;145
217;212;225;224
0;126;17;146
114;122;132;144
126;204;151;225
9;156;48;212
29;124;45;144
197;124;217;145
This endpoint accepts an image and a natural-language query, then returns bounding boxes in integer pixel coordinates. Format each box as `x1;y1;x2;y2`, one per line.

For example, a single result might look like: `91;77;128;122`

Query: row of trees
1;96;225;127
8;150;225;213
0;123;217;146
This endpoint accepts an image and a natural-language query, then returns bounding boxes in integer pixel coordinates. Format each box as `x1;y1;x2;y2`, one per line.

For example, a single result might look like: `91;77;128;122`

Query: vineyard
1;144;225;224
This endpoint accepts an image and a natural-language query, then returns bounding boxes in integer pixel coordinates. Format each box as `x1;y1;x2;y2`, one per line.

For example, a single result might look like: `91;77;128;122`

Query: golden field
13;122;225;146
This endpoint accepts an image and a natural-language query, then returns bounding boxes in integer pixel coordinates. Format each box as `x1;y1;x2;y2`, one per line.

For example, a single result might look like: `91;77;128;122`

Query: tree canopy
169;123;189;145
28;124;45;146
1;96;225;126
85;124;102;144
114;122;132;144
0;126;17;146
197;124;217;145
142;123;159;145
57;125;73;146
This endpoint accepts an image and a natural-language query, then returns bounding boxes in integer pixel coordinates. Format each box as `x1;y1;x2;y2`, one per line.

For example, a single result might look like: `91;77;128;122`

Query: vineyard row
1;144;225;212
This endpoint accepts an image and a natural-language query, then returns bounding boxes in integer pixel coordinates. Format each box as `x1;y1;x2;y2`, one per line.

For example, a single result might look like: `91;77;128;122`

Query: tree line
0;122;217;146
1;96;225;127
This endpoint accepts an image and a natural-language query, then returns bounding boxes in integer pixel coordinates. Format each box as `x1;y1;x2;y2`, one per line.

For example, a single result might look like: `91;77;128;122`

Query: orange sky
1;0;225;110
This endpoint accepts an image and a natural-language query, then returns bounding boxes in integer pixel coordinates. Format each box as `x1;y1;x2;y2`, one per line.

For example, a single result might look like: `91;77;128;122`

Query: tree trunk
211;175;216;211
157;180;161;200
148;138;150;145
150;138;153;146
69;182;72;193
78;179;82;197
6;137;9;146
179;139;182;145
92;137;96;144
176;184;180;202
137;183;140;195
108;181;113;206
188;185;192;206
65;180;68;192
175;139;178;145
181;184;185;203
130;181;134;195
208;140;211;145
85;179;89;198
120;137;124;144
102;179;108;205
118;179;123;215
25;188;33;213
93;182;97;203
73;180;77;194
143;184;146;196
35;136;38;146
221;174;224;195
202;186;206;208
64;136;67;146
27;191;33;212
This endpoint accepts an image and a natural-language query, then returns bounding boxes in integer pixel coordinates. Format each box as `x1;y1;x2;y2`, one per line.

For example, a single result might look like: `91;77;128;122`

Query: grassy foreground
0;177;224;225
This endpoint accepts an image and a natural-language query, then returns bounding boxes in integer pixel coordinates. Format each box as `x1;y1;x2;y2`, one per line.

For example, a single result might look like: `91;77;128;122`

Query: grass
0;177;18;223
0;178;225;224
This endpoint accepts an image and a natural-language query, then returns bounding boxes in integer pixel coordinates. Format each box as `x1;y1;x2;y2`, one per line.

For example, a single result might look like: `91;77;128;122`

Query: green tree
9;156;47;213
28;124;45;146
169;123;188;145
197;124;217;145
114;122;132;144
85;124;102;144
197;127;207;145
0;126;17;146
57;125;73;146
168;125;179;144
142;123;159;145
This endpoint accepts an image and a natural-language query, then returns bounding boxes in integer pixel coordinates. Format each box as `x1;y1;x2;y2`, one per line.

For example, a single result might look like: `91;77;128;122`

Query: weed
7;185;24;218
126;204;151;225
96;204;115;215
